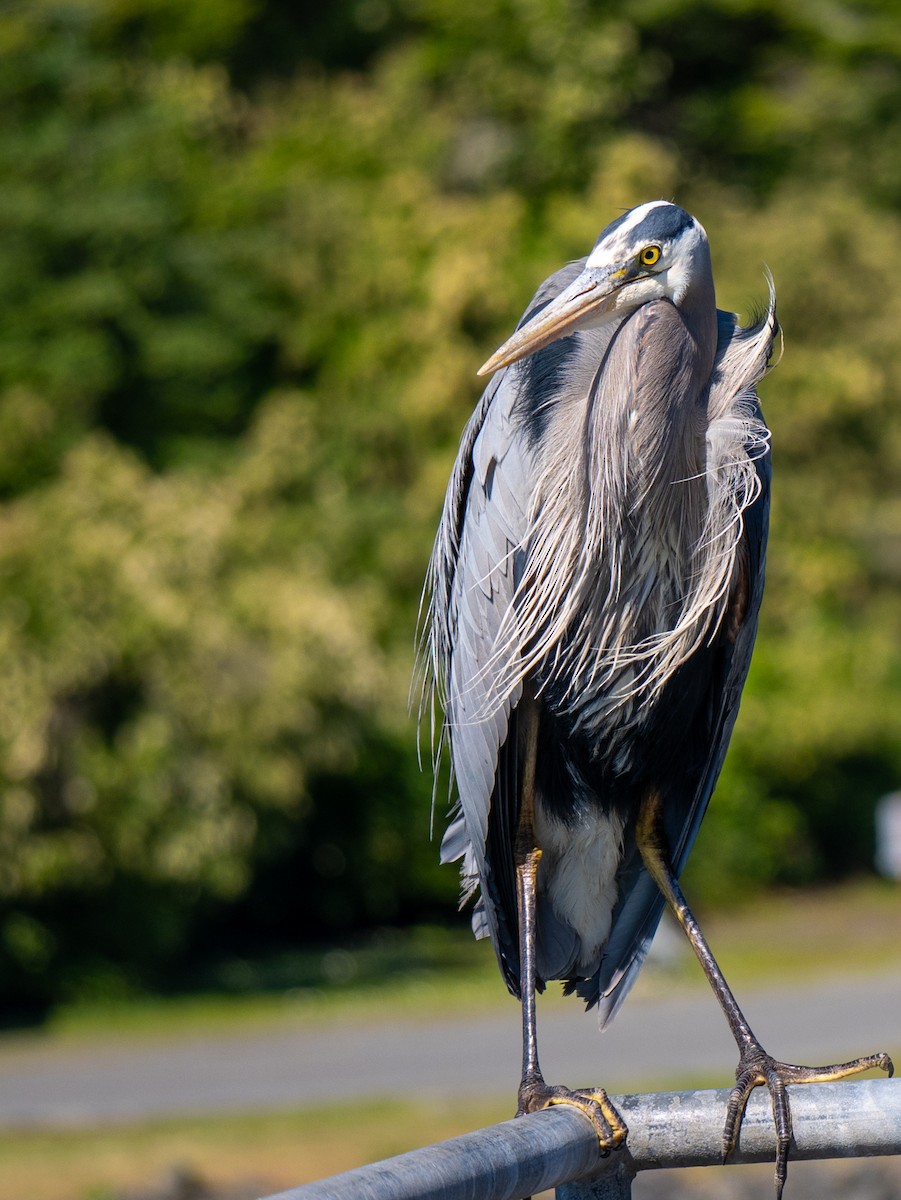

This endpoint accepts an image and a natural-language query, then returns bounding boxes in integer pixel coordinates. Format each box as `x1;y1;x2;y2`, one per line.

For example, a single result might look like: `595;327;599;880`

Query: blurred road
0;969;898;1127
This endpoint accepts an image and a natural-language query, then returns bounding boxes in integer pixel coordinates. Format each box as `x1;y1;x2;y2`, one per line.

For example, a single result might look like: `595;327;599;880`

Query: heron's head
478;201;712;376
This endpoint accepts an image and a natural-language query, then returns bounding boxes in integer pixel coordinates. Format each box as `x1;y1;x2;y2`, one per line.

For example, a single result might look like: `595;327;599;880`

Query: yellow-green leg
514;699;628;1153
636;790;893;1199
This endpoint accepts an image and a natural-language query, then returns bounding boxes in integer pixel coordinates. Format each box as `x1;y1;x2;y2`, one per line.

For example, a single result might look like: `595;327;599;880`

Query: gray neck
678;239;718;377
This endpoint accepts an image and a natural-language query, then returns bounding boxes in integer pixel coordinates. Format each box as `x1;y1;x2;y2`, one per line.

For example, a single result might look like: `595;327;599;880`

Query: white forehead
586;201;704;266
611;200;675;238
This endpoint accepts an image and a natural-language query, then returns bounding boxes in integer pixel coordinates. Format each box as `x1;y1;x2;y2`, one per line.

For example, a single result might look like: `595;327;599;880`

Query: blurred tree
0;4;295;483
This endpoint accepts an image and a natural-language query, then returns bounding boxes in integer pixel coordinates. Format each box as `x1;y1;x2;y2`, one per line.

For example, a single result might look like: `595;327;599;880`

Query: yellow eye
639;245;661;267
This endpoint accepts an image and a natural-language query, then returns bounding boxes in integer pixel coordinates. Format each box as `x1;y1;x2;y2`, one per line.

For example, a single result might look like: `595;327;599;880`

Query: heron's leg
636;790;892;1199
514;700;627;1152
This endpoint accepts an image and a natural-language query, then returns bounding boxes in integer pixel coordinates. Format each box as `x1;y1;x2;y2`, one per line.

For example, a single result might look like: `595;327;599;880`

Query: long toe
518;1075;628;1153
723;1045;894;1199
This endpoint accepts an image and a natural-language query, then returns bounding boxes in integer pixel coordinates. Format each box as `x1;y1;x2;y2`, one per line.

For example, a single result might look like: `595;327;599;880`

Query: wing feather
424;262;588;975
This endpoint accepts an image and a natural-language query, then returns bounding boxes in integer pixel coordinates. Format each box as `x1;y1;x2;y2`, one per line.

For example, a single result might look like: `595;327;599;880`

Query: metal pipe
265;1079;901;1200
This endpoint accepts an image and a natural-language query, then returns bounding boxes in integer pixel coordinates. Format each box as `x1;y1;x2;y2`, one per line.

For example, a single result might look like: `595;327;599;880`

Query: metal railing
265;1078;901;1200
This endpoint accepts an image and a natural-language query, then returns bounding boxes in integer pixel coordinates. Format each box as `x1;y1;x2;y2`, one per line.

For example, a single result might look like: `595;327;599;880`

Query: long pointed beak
477;266;626;377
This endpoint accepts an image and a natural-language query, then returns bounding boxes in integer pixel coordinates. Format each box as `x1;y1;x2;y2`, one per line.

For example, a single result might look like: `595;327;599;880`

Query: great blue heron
421;200;892;1197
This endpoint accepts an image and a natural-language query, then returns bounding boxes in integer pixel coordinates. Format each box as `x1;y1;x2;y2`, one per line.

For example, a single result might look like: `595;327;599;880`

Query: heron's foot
723;1045;893;1200
517;1070;628;1153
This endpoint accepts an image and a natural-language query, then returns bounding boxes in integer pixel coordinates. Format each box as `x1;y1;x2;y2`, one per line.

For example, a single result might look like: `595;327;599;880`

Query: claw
723;1046;893;1198
518;1071;628;1153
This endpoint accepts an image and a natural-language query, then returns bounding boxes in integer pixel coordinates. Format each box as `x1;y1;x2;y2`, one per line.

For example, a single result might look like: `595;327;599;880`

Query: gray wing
425;260;587;973
587;301;778;1024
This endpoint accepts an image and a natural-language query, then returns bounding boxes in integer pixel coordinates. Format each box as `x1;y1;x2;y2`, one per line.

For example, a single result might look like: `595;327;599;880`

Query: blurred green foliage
1;0;900;1010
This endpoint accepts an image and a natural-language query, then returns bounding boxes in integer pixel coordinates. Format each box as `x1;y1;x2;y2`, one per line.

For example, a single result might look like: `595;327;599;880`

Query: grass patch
39;924;506;1045
700;876;901;985
0;1097;514;1200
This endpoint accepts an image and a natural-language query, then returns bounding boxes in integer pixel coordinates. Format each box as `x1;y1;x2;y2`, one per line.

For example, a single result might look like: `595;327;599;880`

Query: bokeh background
2;0;901;1019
